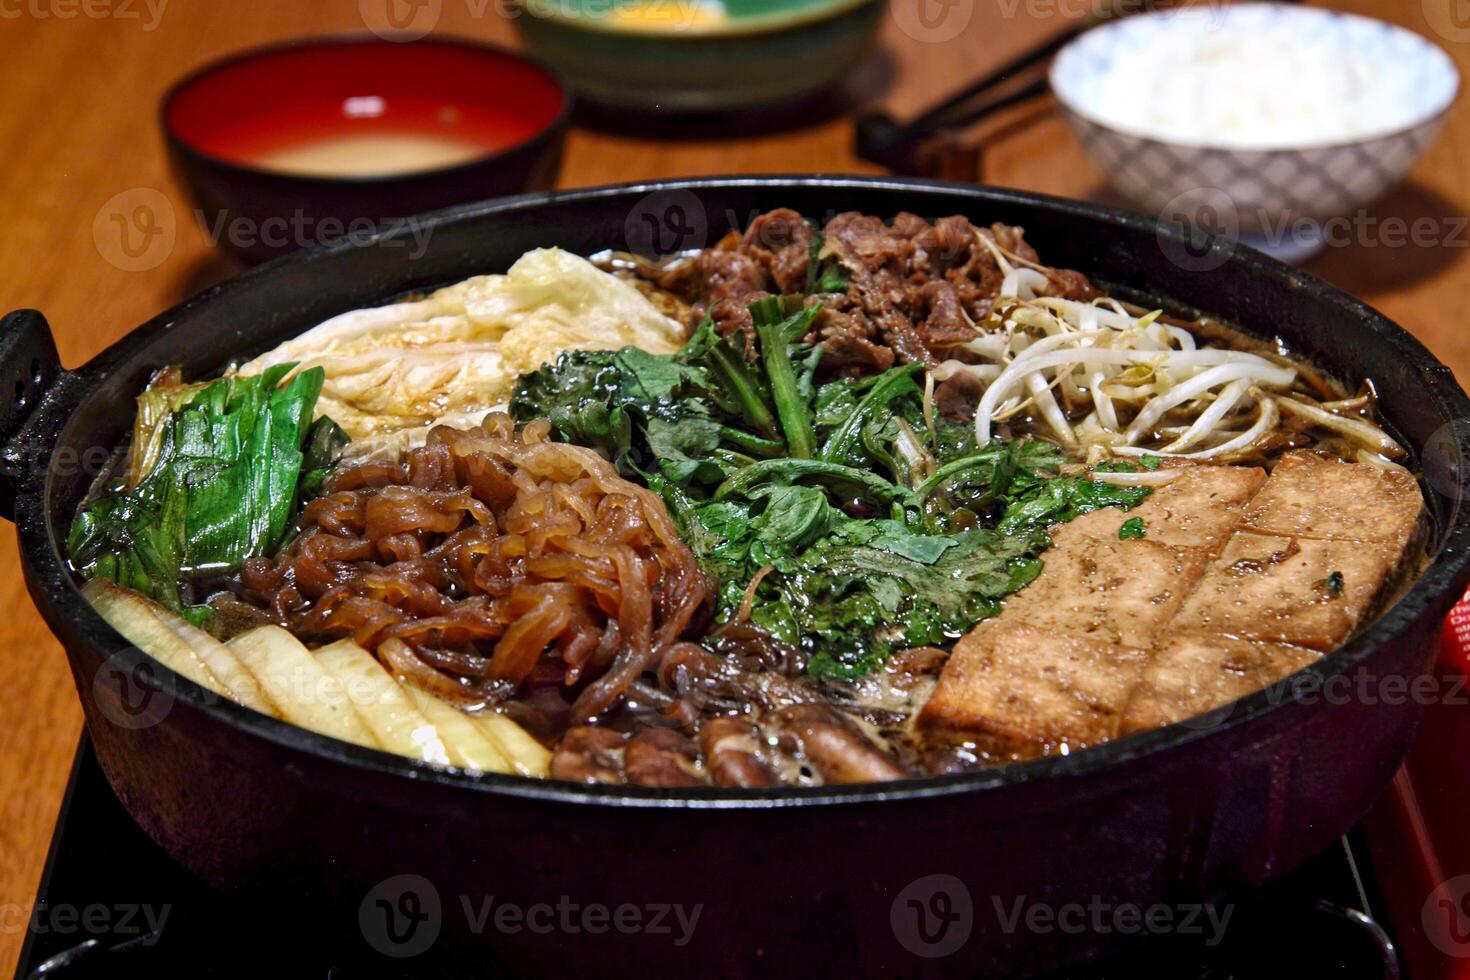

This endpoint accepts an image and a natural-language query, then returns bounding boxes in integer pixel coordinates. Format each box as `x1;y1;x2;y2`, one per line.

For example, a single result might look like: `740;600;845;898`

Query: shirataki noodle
239;414;712;723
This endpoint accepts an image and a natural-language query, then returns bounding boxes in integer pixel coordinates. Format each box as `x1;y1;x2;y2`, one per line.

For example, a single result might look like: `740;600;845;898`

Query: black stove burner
14;740;1402;979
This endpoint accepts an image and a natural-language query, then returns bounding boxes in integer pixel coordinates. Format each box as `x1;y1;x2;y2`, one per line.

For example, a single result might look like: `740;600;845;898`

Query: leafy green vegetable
679;318;779;439
300;416;350;498
507;348;633;458
68;365;335;621
818;364;923;466
510;317;789;487
511;298;1154;679
1094;454;1161;474
1118;517;1147;540
750;297;819;459
655;463;1053;679
715;458;916;509
995;473;1153;536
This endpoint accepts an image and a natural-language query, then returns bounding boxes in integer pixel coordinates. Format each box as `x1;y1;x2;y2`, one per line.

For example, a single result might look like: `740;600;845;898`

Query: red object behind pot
1364;590;1470;979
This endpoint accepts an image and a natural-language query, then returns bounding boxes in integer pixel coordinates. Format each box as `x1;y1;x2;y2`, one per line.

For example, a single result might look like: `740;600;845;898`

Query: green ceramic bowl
509;0;883;112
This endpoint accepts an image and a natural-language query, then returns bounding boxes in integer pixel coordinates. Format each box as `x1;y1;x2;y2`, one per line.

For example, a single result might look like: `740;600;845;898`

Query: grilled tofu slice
1243;451;1422;549
1120;631;1320;734
997;513;1214;648
1125;464;1265;552
919;457;1414;752
918;623;1150;748
1170;530;1393;649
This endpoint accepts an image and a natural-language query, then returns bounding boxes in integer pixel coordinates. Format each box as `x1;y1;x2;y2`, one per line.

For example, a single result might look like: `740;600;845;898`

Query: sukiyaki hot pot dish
7;179;1469;975
61;206;1432;784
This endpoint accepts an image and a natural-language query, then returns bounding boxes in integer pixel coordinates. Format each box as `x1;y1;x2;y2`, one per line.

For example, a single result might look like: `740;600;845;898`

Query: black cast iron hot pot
4;177;1469;977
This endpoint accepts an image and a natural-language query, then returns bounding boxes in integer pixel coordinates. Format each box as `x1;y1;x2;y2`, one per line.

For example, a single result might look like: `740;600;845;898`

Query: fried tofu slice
918;623;1150;748
1243;451;1422;549
1170;530;1392;649
999;515;1213;648
917;462;1358;748
1119;631;1320;734
1124;464;1265;552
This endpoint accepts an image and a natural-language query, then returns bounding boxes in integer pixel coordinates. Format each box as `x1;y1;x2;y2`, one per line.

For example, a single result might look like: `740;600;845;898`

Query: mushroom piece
767;705;908;784
624;729;705;788
698;716;775;788
549;725;627;784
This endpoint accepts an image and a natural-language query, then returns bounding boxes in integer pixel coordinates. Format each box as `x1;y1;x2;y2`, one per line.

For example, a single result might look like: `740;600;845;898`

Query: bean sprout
1090;468;1188;487
1277;396;1406;458
939;240;1406;463
968;296;1300;459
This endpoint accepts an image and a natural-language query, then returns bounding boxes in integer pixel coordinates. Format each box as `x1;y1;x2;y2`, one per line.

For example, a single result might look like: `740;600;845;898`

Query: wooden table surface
1;0;1467;970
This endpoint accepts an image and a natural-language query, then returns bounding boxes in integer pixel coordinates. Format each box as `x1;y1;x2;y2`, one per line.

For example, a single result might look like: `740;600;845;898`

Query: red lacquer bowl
162;35;570;264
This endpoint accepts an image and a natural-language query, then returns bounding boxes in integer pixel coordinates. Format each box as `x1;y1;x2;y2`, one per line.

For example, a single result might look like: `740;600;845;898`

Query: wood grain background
1;0;1467;971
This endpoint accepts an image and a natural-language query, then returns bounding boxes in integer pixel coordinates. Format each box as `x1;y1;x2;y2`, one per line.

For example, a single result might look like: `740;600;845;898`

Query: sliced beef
912;214;984;276
933;371;986;421
1042;267;1099;302
812;303;894;375
917;279;977;350
989;223;1039;262
823;211;932;365
695;241;771;343
641;209;1097;373
741;207;811;295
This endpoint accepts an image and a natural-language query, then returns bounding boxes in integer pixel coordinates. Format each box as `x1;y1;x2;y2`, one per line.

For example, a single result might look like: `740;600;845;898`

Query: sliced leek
472;711;552;778
314;640;450;766
401;684;514;774
83;579;276;714
227;627;377;749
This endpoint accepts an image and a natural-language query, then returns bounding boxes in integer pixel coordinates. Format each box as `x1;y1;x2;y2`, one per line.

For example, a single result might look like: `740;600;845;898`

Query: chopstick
903;19;1089;135
855;0;1294;176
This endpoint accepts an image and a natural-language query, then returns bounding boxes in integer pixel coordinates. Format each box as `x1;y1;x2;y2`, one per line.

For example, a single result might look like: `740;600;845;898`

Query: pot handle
0;309;64;522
